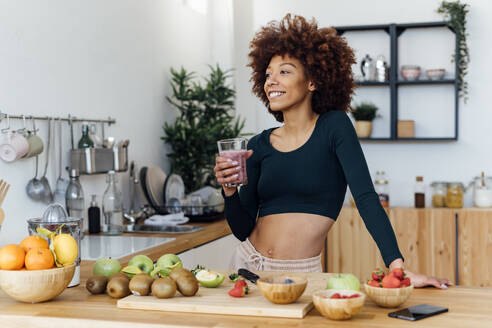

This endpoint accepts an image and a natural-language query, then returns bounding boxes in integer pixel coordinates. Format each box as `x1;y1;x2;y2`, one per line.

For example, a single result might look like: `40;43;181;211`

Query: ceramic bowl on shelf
0;264;75;303
256;275;307;304
426;68;446;80
401;65;421;81
364;283;413;308
312;289;366;320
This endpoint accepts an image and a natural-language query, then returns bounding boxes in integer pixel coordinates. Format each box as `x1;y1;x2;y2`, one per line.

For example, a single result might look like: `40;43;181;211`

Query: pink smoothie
220;150;248;186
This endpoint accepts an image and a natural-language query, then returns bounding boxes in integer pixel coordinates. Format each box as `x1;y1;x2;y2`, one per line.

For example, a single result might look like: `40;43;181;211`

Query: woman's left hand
405;270;452;289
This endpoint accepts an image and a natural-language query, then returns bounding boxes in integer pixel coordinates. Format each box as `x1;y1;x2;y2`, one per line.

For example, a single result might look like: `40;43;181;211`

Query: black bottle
88;194;101;234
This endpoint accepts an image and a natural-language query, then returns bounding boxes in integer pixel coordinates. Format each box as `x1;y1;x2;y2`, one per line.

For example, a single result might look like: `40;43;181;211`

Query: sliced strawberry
349;294;360;298
330;293;342;299
228;285;248;297
368;279;381;288
234;280;247;288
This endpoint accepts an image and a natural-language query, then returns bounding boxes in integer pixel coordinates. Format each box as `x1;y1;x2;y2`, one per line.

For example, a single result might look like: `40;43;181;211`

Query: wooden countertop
1;272;492;327
81;219;232;278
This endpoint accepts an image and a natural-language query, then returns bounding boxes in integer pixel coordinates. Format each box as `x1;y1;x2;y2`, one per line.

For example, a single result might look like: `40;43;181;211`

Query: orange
0;244;25;270
19;235;49;253
25;248;55;270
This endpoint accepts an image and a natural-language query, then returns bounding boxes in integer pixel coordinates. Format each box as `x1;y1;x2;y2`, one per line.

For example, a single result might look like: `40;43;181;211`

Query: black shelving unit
335;21;460;141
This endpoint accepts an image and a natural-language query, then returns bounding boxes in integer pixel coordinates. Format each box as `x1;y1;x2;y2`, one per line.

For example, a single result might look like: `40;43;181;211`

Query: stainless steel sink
129;224;204;234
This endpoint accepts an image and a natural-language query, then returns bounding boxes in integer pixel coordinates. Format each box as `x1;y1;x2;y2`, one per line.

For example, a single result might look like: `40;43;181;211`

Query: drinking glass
217;137;248;188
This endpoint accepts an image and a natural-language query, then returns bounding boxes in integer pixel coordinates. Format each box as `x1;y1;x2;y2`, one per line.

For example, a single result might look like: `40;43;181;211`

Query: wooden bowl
312;289;366;320
364;283;413;308
256;275;307;304
0;264;75;303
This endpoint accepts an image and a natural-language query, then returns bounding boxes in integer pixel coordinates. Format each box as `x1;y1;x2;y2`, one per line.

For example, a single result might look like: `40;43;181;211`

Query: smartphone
388;304;448;321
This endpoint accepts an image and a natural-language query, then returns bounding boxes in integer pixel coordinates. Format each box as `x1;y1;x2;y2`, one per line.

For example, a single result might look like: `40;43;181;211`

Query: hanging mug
23;130;44;158
0;130;29;162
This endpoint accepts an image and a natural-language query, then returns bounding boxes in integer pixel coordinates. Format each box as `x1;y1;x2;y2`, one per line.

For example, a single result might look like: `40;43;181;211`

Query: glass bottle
88;194;101;234
414;176;425;208
102;171;124;235
89;123;103;148
65;169;86;234
374;171;389;207
78;122;94;149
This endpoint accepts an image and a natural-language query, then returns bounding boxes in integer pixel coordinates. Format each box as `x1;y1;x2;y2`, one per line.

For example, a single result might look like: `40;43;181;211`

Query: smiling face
264;55;316;112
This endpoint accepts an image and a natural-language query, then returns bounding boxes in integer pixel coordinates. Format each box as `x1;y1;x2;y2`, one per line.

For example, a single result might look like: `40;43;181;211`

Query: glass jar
431;182;447;208
471;172;492;208
446;182;464;208
374;171;389;207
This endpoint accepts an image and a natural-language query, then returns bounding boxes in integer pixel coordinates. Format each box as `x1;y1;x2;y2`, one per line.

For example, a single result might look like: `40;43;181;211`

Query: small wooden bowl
256;275;307;304
364;283;413;308
312;289;366;320
0;264;75;303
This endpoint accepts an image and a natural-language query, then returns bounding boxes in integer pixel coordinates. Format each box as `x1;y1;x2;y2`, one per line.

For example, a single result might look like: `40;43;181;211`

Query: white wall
0;0;233;245
235;0;490;208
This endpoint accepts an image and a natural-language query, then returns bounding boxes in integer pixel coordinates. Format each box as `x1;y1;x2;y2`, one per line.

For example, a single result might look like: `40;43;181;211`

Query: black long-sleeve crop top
223;110;403;267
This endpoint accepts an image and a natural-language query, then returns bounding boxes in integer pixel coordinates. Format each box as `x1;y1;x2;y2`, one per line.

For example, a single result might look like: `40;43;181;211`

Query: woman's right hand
214;150;253;196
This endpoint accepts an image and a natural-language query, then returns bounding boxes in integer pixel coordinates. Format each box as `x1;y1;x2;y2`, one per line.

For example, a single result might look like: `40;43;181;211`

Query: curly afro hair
248;14;356;122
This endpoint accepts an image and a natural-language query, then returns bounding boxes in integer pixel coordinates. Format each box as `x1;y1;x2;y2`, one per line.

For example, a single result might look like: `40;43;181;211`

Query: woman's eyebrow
266;62;297;70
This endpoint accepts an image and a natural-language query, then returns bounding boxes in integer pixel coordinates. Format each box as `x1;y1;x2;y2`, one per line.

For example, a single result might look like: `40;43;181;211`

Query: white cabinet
178;234;241;270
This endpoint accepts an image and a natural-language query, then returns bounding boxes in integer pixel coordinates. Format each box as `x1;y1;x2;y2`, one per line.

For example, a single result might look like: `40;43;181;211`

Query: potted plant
162;65;247;193
351;102;379;138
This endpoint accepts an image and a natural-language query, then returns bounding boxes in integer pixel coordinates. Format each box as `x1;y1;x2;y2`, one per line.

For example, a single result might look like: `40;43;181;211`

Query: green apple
156;254;182;271
326;273;360;291
128;254;154;274
195;269;225;288
93;258;121;278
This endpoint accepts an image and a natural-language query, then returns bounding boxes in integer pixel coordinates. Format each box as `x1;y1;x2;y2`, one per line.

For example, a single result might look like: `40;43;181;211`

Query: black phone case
388;305;448;321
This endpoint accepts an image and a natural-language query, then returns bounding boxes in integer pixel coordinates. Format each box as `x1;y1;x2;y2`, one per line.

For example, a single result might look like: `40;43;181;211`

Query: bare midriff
248;213;335;260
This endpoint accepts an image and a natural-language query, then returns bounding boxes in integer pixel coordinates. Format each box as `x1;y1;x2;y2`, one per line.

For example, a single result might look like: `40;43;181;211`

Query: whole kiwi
169;267;194;281
151;277;177;299
86;275;108;294
106;277;131;299
109;272;130;282
129;273;154;296
176;275;199;297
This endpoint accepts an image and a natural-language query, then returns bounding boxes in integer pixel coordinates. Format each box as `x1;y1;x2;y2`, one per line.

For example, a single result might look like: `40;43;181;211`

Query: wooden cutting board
117;271;332;318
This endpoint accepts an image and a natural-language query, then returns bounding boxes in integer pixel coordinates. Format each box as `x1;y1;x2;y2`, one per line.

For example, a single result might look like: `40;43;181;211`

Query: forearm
389;258;404;271
222;189;256;241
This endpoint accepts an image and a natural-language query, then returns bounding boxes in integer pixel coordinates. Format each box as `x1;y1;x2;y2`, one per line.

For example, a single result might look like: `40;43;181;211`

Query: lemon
53;234;78;266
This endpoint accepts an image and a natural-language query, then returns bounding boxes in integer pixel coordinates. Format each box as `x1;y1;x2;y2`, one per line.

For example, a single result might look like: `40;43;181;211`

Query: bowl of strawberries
364;268;413;308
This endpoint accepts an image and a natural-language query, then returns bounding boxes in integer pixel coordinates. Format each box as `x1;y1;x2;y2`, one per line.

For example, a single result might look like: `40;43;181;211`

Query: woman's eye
280;70;289;74
265;73;272;78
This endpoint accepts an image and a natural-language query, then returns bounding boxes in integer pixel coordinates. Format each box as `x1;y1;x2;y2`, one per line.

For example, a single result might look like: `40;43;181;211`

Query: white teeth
269;91;285;98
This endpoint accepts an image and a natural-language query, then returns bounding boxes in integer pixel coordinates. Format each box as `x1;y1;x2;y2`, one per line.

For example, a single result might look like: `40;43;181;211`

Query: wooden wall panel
458;210;492;287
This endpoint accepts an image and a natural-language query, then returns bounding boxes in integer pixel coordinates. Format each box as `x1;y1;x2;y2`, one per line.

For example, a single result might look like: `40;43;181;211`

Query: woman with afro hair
214;14;450;288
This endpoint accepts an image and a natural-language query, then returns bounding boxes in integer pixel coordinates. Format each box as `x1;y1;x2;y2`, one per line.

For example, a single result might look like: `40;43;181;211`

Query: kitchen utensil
238;268;260;284
42;203;68;221
53;119;69;205
26;120;45;202
27;216;83;287
364;283;413;308
0;264;75;303
145;165;167;209
0;130;29;162
163;173;184;206
103;136;115;148
0;179;10;230
256;275;308;304
361;54;376;81
118;270;322;318
312;289;366;320
139;167;156;209
39;118;53;204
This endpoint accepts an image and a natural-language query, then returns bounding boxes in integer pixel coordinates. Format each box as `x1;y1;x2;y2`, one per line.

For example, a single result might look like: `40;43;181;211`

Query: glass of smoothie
217;137;248;187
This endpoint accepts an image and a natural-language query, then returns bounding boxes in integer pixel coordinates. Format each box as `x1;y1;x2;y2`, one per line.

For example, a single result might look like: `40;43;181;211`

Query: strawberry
391;268;404;280
330;293;342;299
400;277;411;287
234;280;247;288
368;279;381;288
371;268;385;281
228;285;248;297
349;294;360;298
382;274;401;288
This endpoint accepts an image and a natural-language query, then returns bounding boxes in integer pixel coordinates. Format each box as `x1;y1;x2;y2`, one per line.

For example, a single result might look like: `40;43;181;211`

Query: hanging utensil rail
0;111;115;125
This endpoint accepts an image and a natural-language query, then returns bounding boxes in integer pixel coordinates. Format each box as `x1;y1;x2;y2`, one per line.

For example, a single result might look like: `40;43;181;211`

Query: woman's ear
308;81;316;92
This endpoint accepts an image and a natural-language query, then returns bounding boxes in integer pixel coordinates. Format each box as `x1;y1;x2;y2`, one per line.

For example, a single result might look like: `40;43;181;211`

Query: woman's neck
282;108;319;137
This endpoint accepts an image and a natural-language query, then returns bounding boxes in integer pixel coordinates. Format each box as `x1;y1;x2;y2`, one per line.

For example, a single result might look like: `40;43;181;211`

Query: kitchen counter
0;271;491;327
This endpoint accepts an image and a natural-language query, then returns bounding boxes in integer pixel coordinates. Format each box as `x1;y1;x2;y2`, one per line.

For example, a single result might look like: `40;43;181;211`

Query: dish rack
154;203;224;222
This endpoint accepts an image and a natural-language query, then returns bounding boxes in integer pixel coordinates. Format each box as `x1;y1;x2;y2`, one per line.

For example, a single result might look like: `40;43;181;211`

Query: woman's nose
266;75;279;86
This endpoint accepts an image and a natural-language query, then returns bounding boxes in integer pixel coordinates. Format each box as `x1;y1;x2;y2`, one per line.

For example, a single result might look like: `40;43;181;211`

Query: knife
238;268;260;284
